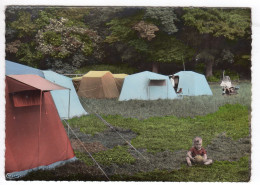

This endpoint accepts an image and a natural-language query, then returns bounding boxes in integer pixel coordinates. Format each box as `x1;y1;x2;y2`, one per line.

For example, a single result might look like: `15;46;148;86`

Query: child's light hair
193;136;202;144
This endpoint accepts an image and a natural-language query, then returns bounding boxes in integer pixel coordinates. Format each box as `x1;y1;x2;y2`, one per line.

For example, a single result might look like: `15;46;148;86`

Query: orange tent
112;74;128;93
77;71;119;99
5;75;75;177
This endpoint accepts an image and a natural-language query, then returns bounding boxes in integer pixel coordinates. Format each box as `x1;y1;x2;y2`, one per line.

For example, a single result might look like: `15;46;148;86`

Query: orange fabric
8;74;66;91
113;74;127;93
5;76;75;173
78;71;119;98
114;78;125;93
12;91;41;107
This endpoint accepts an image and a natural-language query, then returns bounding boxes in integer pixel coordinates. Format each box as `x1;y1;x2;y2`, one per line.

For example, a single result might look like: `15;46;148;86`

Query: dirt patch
68;127;137;149
71;139;108;153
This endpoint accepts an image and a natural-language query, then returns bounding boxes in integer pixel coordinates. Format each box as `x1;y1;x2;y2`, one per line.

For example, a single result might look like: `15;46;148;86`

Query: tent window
149;80;166;86
12;90;41;107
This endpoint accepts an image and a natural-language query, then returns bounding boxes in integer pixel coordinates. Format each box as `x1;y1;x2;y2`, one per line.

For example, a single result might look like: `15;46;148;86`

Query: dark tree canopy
5;6;251;78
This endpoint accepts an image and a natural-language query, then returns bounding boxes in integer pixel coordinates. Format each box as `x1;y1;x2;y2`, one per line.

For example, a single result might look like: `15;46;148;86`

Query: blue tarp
5;60;44;77
174;71;213;96
43;70;88;119
119;71;178;101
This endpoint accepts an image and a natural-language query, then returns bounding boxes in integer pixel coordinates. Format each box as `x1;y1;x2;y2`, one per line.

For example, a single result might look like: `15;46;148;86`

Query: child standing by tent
186;136;213;166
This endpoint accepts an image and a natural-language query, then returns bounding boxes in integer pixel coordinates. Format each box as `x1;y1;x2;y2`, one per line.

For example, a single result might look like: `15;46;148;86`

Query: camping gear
5;75;75;178
77;71;119;99
173;71;213;96
43;71;88;119
119;71;178;101
220;76;239;95
112;74;128;93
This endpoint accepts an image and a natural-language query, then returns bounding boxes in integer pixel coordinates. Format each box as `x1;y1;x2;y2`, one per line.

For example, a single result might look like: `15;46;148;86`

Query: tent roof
174;71;204;77
72;76;83;81
113;74;128;78
5;60;44;77
7;75;67;92
83;71;110;77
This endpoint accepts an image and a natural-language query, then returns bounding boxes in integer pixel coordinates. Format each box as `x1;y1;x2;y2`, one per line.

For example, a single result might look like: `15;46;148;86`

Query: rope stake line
79;97;150;162
63;119;110;181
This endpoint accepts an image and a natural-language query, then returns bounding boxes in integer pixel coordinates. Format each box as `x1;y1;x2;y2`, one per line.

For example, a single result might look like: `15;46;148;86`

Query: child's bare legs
204;159;213;165
186;157;193;166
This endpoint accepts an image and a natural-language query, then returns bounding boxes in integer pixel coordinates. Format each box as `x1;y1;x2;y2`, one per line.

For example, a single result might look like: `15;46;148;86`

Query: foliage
5;7;251;77
35;18;99;59
74;64;138;74
207;76;220;82
10;11;37;38
149;34;195;63
106;15;194;65
74;146;136;166
111;156;250;181
15;42;43;67
132;21;159;41
144;7;179;34
182;8;251;40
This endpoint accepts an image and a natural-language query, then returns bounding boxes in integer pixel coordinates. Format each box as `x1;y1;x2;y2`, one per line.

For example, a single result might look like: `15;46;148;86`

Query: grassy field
78;82;251;119
17;82;251;181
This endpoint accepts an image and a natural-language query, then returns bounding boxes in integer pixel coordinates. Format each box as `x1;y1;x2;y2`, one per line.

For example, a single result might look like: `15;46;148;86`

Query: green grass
80;82;251;119
74;64;137;74
68;114;108;135
111;156;250;182
69;104;250;153
74;146;136;166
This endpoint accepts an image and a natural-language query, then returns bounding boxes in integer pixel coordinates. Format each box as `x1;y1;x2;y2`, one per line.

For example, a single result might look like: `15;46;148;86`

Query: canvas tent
173;71;213;96
72;76;83;92
78;71;119;99
5;60;44;77
5;75;75;178
43;71;88;119
113;74;128;93
119;71;178;101
5;60;87;119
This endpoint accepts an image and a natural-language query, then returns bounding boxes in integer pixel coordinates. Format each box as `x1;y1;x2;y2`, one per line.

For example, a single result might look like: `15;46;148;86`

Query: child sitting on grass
186;136;213;166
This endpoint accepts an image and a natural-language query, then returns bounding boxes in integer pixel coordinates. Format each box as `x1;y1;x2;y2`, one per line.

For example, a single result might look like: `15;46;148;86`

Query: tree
5;7;103;72
105;7;194;73
182;8;251;77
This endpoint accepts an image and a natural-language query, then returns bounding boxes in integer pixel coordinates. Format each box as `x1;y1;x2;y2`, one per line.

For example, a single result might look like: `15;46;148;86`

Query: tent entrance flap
148;79;166;86
12;90;41;107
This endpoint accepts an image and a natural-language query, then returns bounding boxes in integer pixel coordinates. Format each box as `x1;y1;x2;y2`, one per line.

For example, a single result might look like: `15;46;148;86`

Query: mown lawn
18;82;251;181
69;104;250;153
111;156;250;182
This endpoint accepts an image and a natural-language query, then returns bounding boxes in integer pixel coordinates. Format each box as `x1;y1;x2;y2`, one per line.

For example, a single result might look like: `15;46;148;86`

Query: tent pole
68;89;71;136
38;90;42;166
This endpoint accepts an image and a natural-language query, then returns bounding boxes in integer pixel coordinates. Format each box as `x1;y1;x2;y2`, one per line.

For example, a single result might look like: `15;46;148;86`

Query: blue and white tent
5;60;88;118
5;60;44;77
119;71;178;101
173;71;213;96
43;71;88;119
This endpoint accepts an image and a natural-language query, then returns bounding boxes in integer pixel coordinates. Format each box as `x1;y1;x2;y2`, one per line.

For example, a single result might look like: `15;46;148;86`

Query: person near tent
170;75;179;93
186;136;213;167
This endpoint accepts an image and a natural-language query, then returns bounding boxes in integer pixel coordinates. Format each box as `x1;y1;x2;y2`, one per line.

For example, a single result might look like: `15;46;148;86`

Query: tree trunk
152;62;159;73
205;59;214;78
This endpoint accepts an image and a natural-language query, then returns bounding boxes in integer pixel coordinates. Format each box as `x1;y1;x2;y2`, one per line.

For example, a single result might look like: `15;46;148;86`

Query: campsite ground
18;82;251;181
